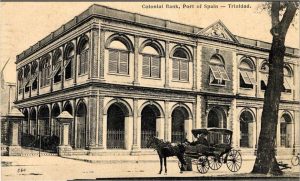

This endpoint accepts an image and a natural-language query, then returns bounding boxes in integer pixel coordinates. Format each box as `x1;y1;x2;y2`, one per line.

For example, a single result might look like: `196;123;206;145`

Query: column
164;101;170;141
73;38;78;84
185;118;193;142
156;117;164;139
195;95;201;129
99;29;105;80
90;25;100;79
192;45;197;90
88;96;98;148
294;110;300;154
230;99;238;148
125;116;133;150
102;114;107;149
196;43;202;91
72;99;77;148
50;52;54;92
98;96;104;149
131;98;140;154
164;41;169;88
133;36;139;85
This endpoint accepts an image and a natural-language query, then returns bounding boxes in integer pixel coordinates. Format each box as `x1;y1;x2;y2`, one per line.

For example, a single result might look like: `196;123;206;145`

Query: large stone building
15;4;300;156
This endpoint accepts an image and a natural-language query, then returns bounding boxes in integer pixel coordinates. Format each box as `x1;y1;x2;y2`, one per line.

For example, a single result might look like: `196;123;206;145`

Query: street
1;155;299;181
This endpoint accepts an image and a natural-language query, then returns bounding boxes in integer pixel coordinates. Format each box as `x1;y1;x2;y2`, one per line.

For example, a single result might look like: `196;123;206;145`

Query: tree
252;2;298;175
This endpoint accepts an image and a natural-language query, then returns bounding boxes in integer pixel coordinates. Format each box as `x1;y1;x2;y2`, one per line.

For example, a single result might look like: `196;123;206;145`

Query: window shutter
209;65;222;81
246;71;256;85
218;66;230;81
180;60;188;81
84;50;88;74
151;56;160;78
109;50;118;73
142;55;150;77
240;71;252;85
172;59;179;80
119;51;129;74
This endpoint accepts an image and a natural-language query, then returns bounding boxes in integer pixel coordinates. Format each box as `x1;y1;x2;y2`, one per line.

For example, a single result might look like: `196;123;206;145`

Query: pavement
1;155;300;181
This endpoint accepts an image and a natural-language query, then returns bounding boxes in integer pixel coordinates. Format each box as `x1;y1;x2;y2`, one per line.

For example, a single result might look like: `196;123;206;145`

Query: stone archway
280;113;293;148
239;110;254;148
38;105;50;136
140;104;163;148
171;106;190;143
75;101;87;149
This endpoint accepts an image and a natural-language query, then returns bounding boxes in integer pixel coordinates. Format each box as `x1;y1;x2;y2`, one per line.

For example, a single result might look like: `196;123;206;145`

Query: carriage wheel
208;156;222;170
197;156;209;174
226;150;242;172
291;155;299;166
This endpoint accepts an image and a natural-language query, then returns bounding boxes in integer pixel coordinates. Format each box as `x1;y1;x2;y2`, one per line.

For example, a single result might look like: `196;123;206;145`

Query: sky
0;2;299;83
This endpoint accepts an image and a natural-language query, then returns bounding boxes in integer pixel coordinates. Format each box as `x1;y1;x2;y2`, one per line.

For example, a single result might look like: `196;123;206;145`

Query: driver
195;133;209;146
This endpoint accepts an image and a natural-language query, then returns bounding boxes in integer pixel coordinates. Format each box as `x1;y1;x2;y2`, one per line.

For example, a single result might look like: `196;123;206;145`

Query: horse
146;136;186;174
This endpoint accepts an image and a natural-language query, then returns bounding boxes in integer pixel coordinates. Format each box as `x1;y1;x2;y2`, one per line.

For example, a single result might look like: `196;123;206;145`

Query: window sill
209;83;226;87
171;79;189;83
240;87;253;90
40;85;50;88
142;76;161;80
65;78;73;81
53;81;61;85
107;72;130;77
78;73;88;77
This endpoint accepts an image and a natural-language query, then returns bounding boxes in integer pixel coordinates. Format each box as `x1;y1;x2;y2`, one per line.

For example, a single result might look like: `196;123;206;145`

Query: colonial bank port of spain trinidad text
141;3;251;9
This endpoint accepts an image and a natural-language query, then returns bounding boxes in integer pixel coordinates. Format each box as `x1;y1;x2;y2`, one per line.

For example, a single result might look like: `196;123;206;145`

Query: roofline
16;4;300;63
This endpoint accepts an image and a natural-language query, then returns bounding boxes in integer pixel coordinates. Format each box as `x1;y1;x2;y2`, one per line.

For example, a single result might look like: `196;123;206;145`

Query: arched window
239;58;255;89
24;65;31;92
51;49;62;83
78;37;89;75
209;54;230;85
280;113;292;148
141;45;161;78
108;40;129;75
172;48;189;81
30;61;38;90
40;55;50;87
17;69;23;94
282;65;292;93
64;44;74;80
260;61;269;91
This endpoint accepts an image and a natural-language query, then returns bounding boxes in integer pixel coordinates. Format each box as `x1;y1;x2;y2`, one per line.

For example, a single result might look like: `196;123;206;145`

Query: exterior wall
201;45;234;94
14;5;300;156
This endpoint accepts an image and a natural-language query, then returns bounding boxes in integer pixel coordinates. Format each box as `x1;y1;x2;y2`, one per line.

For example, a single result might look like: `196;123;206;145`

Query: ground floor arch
171;106;191;143
280;113;293;148
76;101;87;149
207;107;227;128
239;109;255;148
38;105;50;136
140;103;163;148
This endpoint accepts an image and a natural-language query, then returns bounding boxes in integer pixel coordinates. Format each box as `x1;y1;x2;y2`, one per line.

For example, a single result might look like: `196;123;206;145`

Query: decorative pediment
198;20;239;43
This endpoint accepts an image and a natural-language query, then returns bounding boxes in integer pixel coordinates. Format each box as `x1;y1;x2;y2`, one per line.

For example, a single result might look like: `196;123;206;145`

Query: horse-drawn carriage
181;128;242;174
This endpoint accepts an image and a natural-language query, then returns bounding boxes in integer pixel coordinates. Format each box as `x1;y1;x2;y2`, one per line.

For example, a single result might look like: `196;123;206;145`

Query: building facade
15;5;300;155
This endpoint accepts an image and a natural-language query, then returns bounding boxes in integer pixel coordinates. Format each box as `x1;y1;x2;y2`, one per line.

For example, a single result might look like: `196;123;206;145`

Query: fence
141;130;157;148
21;133;59;152
107;130;124;149
171;131;186;143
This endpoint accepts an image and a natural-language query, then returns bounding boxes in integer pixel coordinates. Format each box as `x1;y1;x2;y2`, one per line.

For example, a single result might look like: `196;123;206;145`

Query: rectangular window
151;56;160;78
119;51;129;74
209;65;230;85
172;59;180;80
142;55;160;78
49;63;61;78
261;74;268;90
108;50;129;75
173;59;189;81
41;66;50;87
180;60;188;81
79;50;88;75
64;58;73;80
283;77;292;93
240;70;255;88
